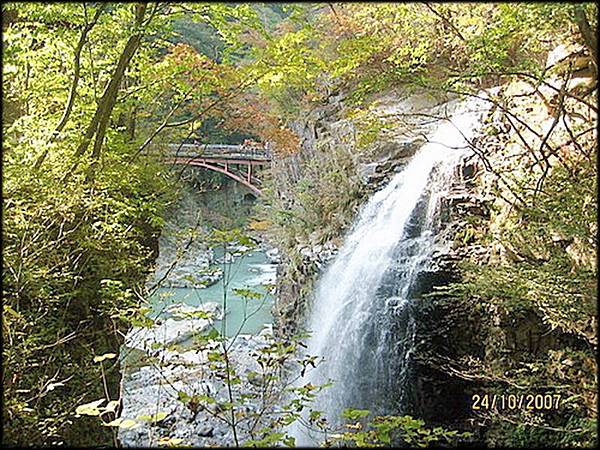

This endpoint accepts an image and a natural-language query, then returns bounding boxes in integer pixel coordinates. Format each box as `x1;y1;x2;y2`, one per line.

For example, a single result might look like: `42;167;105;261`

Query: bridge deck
166;143;271;162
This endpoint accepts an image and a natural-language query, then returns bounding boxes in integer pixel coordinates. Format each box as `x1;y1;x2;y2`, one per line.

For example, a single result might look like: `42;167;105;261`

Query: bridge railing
166;143;271;161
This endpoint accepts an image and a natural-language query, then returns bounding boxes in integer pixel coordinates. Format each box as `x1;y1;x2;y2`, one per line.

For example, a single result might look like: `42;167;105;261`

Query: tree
1;2;268;445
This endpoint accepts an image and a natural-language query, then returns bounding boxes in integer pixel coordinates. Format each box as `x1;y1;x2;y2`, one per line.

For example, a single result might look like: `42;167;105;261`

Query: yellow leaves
75;399;106;416
3;304;22;320
137;411;168;423
119;419;139;429
77;402;168;430
45;382;66;392
248;220;271;231
104;400;120;414
263;72;284;86
158;437;185;447
103;418;140;429
3;64;18;75
93;353;117;363
76;398;120;417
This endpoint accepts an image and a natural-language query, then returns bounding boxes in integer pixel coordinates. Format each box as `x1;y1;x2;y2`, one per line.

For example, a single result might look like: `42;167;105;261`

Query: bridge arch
166;157;263;195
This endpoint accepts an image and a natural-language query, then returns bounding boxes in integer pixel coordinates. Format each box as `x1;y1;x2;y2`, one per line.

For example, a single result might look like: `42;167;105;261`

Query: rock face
148;186;219;290
271;86;499;434
124;302;223;354
271;87;462;337
357;89;461;191
403;154;494;419
294;241;339;270
420;44;597;429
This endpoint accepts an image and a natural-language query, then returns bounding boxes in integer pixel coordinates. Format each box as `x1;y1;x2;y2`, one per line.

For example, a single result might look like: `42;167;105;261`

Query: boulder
265;247;281;264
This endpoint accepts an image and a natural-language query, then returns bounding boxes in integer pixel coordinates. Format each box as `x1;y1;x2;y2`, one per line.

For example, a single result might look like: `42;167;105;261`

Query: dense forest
2;2;597;448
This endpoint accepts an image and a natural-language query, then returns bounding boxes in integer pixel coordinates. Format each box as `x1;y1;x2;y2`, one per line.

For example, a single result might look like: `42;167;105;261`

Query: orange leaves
216;92;300;156
237;28;268;50
149;39;301;156
166;43;221;84
321;4;363;39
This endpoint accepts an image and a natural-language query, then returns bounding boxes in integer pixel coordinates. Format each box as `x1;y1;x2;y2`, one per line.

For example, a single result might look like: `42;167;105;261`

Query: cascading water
290;94;493;445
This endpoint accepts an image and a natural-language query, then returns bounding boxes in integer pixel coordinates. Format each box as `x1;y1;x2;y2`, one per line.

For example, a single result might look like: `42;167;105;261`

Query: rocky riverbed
119;316;275;447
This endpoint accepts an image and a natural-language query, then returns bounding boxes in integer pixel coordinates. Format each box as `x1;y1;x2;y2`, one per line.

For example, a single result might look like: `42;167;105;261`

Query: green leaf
103;418;123;427
195;394;216;404
103;417;139;429
178;391;191;403
282;436;296;447
341;408;370;421
105;400;120;414
136;411;168;423
207;351;225;362
119;418;140;429
233;287;263;300
158;436;185;447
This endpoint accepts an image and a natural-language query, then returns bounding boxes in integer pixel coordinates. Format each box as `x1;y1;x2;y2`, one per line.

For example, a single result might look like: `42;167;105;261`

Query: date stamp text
471;393;561;411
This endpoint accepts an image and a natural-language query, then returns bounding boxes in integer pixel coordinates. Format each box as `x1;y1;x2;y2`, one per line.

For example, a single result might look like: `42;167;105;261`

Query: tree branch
573;5;597;74
422;3;466;42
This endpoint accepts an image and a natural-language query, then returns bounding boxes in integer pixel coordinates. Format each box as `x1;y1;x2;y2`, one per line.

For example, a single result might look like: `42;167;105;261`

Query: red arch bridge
163;143;271;196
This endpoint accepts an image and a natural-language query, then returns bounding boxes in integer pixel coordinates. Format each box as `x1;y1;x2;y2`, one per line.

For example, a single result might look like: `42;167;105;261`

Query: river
147;249;276;338
118;181;277;446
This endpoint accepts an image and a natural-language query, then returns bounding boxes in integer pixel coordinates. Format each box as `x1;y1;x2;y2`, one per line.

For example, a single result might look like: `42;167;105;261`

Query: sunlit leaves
244;432;286;447
93;353;117;363
75;399;106;417
254;25;325;93
104;400;120;415
341;408;370;421
75;398;121;419
177;390;217;415
232;288;262;300
103;418;139;429
157;436;185;447
248;2;592;110
209;228;257;251
329;412;472;447
2;3;180;445
136;411;168;423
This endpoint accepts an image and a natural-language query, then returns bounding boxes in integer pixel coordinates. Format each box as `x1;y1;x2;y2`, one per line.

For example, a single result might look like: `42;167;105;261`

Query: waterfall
290;94;492;445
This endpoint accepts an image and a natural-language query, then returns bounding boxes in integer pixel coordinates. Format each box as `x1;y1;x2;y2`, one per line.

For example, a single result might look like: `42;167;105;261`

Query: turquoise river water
148;250;276;337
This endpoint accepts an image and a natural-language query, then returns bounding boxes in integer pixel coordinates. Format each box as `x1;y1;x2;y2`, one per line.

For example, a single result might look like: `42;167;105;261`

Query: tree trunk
127;105;137;142
63;3;147;182
573;6;597;76
34;4;106;171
